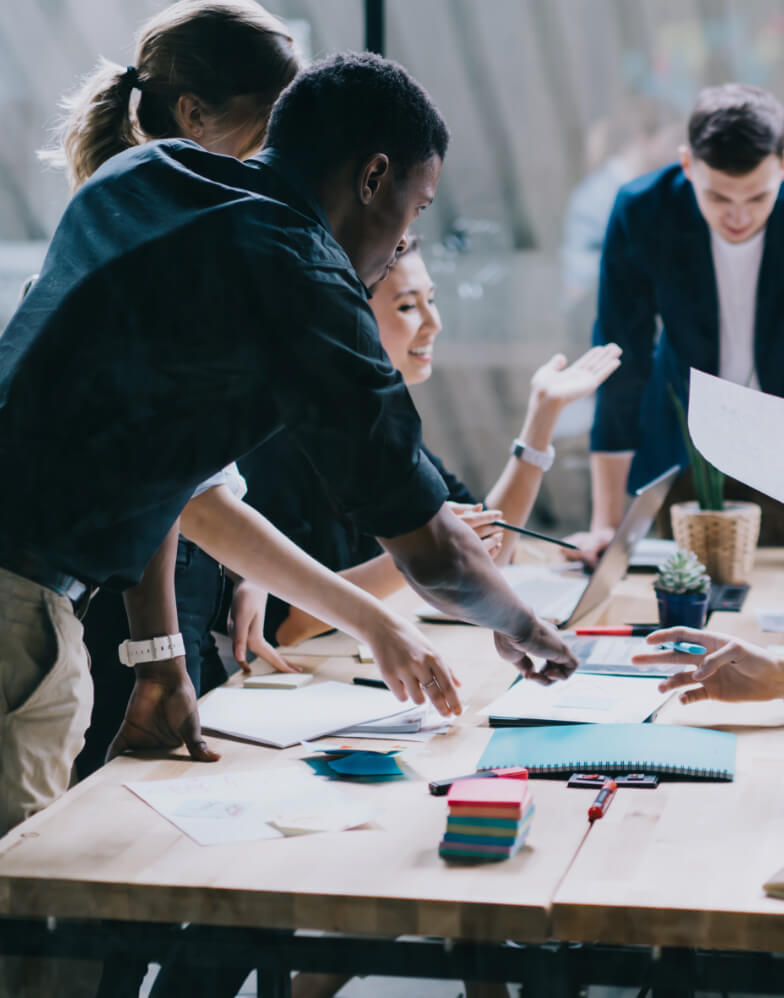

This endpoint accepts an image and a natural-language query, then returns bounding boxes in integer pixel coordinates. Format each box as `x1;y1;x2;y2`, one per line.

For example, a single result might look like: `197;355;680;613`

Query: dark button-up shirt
238;431;475;642
0;141;447;588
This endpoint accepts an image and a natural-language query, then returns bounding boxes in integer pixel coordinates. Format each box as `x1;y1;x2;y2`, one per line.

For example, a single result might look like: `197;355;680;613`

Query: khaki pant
0;566;93;836
0;567;97;997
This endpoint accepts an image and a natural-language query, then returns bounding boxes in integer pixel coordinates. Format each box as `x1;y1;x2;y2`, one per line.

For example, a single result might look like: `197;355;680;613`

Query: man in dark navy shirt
0;54;575;834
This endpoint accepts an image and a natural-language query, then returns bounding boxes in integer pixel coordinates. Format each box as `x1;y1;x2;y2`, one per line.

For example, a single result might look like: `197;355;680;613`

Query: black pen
490;520;579;551
352;676;388;689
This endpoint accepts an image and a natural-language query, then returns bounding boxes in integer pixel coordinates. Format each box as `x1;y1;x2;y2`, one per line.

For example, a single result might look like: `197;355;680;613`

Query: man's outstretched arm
380;503;577;684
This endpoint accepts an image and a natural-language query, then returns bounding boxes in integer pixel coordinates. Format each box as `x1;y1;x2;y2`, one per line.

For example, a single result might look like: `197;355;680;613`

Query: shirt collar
250;147;333;236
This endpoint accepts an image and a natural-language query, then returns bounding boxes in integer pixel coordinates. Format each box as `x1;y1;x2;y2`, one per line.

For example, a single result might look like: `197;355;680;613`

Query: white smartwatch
118;633;186;667
510;438;555;471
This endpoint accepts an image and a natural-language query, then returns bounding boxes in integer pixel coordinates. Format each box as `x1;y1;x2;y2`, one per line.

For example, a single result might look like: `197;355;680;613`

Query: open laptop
416;465;679;628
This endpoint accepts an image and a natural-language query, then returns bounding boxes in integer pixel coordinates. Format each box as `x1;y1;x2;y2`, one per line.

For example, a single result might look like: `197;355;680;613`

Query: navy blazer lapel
667;181;719;375
755;191;784;390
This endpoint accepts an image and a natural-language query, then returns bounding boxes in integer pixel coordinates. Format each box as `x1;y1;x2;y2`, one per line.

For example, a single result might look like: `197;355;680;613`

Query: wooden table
2;551;784;995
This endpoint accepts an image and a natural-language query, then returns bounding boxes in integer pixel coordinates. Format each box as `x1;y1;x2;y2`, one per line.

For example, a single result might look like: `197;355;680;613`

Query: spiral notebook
477;723;736;781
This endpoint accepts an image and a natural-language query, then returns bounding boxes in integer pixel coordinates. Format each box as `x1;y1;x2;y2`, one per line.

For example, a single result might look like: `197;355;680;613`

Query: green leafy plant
655;549;711;595
669;384;724;510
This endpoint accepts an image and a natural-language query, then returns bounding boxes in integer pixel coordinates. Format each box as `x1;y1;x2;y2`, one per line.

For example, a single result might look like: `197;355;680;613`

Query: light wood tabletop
0;609;588;944
552;547;784;951
1;549;783;952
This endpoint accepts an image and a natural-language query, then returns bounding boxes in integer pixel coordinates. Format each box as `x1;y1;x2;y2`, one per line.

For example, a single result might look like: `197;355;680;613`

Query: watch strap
118;633;186;667
510;438;555;471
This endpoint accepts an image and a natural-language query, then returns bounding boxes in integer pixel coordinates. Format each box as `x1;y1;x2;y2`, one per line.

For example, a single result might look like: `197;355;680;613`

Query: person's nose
396;231;410;258
726;203;751;228
421;302;442;336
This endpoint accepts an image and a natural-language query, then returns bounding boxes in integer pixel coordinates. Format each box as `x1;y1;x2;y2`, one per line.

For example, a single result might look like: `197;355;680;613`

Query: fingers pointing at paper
633;627;784;704
369;614;462;717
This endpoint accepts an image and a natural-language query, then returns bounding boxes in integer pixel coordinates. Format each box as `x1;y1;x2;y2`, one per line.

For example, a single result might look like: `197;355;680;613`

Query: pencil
490;520;580;551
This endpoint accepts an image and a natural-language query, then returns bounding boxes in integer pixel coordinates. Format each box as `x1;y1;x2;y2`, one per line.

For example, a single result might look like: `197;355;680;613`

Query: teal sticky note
328;752;404;778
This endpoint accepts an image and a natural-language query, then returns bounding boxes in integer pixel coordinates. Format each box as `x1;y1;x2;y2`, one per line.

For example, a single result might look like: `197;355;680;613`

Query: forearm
180;487;401;645
485;396;564;564
276;553;406;646
121;521;188;679
380;504;536;640
590;451;633;530
123;521;180;639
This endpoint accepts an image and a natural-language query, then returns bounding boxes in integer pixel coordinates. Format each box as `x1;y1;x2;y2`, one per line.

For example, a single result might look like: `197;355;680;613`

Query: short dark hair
688;83;784;175
266;52;449;181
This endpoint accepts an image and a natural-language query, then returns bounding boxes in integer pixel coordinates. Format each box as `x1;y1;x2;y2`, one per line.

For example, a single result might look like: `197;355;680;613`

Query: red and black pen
588;779;617;822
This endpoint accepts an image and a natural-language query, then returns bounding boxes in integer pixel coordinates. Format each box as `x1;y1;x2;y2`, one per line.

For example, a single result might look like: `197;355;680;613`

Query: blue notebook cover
477;723;735;781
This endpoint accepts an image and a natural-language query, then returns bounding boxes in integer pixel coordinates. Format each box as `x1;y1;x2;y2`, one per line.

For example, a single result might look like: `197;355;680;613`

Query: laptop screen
564;465;680;626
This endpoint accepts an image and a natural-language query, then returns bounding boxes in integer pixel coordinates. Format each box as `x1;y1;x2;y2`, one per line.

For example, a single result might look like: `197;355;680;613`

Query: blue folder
477;723;735;780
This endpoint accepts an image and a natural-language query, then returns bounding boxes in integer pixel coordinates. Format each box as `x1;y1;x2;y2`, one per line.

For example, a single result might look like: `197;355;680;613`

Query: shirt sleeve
590;189;658;453
422;446;477;505
190;463;247;501
257;259;448;538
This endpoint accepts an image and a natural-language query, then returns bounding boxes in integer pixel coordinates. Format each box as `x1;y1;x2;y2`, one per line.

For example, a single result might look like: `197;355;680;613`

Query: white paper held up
688;369;784;503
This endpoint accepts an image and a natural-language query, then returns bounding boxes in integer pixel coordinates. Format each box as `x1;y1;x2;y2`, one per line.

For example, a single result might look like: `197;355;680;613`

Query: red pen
574;625;658;636
588;779;617;821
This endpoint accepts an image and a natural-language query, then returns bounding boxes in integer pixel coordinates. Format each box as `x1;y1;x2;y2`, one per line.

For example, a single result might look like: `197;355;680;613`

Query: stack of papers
335;701;451;740
439;777;534;860
481;673;673;725
198;681;440;748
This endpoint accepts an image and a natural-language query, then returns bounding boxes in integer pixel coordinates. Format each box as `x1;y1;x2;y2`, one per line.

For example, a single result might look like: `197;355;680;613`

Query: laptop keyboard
511;577;588;622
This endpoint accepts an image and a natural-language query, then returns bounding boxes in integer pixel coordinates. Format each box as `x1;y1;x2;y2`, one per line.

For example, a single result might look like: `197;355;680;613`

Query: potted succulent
654;549;711;628
669;387;760;583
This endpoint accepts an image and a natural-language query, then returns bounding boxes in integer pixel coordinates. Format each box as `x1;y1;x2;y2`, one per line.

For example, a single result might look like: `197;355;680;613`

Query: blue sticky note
328;752;404;777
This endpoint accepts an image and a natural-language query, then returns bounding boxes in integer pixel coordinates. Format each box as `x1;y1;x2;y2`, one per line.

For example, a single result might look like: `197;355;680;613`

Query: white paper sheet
125;768;379;846
480;674;673;724
198;680;421;748
688;369;784;502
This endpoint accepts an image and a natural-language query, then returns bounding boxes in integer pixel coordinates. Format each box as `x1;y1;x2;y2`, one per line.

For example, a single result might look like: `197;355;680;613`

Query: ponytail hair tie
122;65;141;95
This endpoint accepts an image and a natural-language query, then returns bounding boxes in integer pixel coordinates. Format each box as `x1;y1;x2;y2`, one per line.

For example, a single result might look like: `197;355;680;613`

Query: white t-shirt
710;227;765;389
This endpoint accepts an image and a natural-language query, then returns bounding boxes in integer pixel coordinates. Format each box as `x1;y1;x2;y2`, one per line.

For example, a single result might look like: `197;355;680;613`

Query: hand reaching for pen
494;616;578;685
633;627;784;704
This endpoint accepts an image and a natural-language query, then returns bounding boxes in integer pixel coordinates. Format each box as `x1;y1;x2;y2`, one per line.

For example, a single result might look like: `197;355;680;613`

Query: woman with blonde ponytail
41;0;299;189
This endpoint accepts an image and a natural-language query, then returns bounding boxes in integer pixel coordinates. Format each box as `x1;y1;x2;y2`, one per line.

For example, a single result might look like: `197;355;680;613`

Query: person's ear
679;144;692;179
174;94;207;141
358;153;391;205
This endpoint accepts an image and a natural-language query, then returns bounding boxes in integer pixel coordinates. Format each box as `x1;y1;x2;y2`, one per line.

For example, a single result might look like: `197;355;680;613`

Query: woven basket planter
670;501;761;584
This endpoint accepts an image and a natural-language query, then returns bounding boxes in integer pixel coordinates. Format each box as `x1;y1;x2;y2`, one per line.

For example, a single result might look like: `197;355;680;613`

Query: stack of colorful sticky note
439;777;534;860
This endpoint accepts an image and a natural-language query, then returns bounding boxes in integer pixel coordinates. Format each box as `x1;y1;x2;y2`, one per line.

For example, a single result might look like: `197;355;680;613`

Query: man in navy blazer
579;84;784;558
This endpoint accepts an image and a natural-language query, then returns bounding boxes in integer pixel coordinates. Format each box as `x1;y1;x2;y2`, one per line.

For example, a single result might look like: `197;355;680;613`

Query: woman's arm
180;485;461;715
485;345;622;564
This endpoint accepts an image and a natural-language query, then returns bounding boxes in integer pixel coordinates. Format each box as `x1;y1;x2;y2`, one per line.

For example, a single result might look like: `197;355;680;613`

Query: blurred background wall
3;0;784;529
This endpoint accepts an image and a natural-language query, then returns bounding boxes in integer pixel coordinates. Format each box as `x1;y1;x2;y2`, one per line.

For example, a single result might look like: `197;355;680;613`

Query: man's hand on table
633;627;784;704
107;658;220;762
494;617;578;685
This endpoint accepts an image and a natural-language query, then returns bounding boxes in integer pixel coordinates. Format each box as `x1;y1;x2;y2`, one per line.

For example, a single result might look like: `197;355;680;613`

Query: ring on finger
422;676;439;690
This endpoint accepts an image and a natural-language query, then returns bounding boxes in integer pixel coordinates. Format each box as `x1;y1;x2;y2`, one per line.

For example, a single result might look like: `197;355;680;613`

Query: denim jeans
77;537;229;780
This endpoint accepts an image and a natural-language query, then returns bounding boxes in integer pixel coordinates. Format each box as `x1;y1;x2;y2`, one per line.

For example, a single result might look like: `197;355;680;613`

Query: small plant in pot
654;549;711;628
